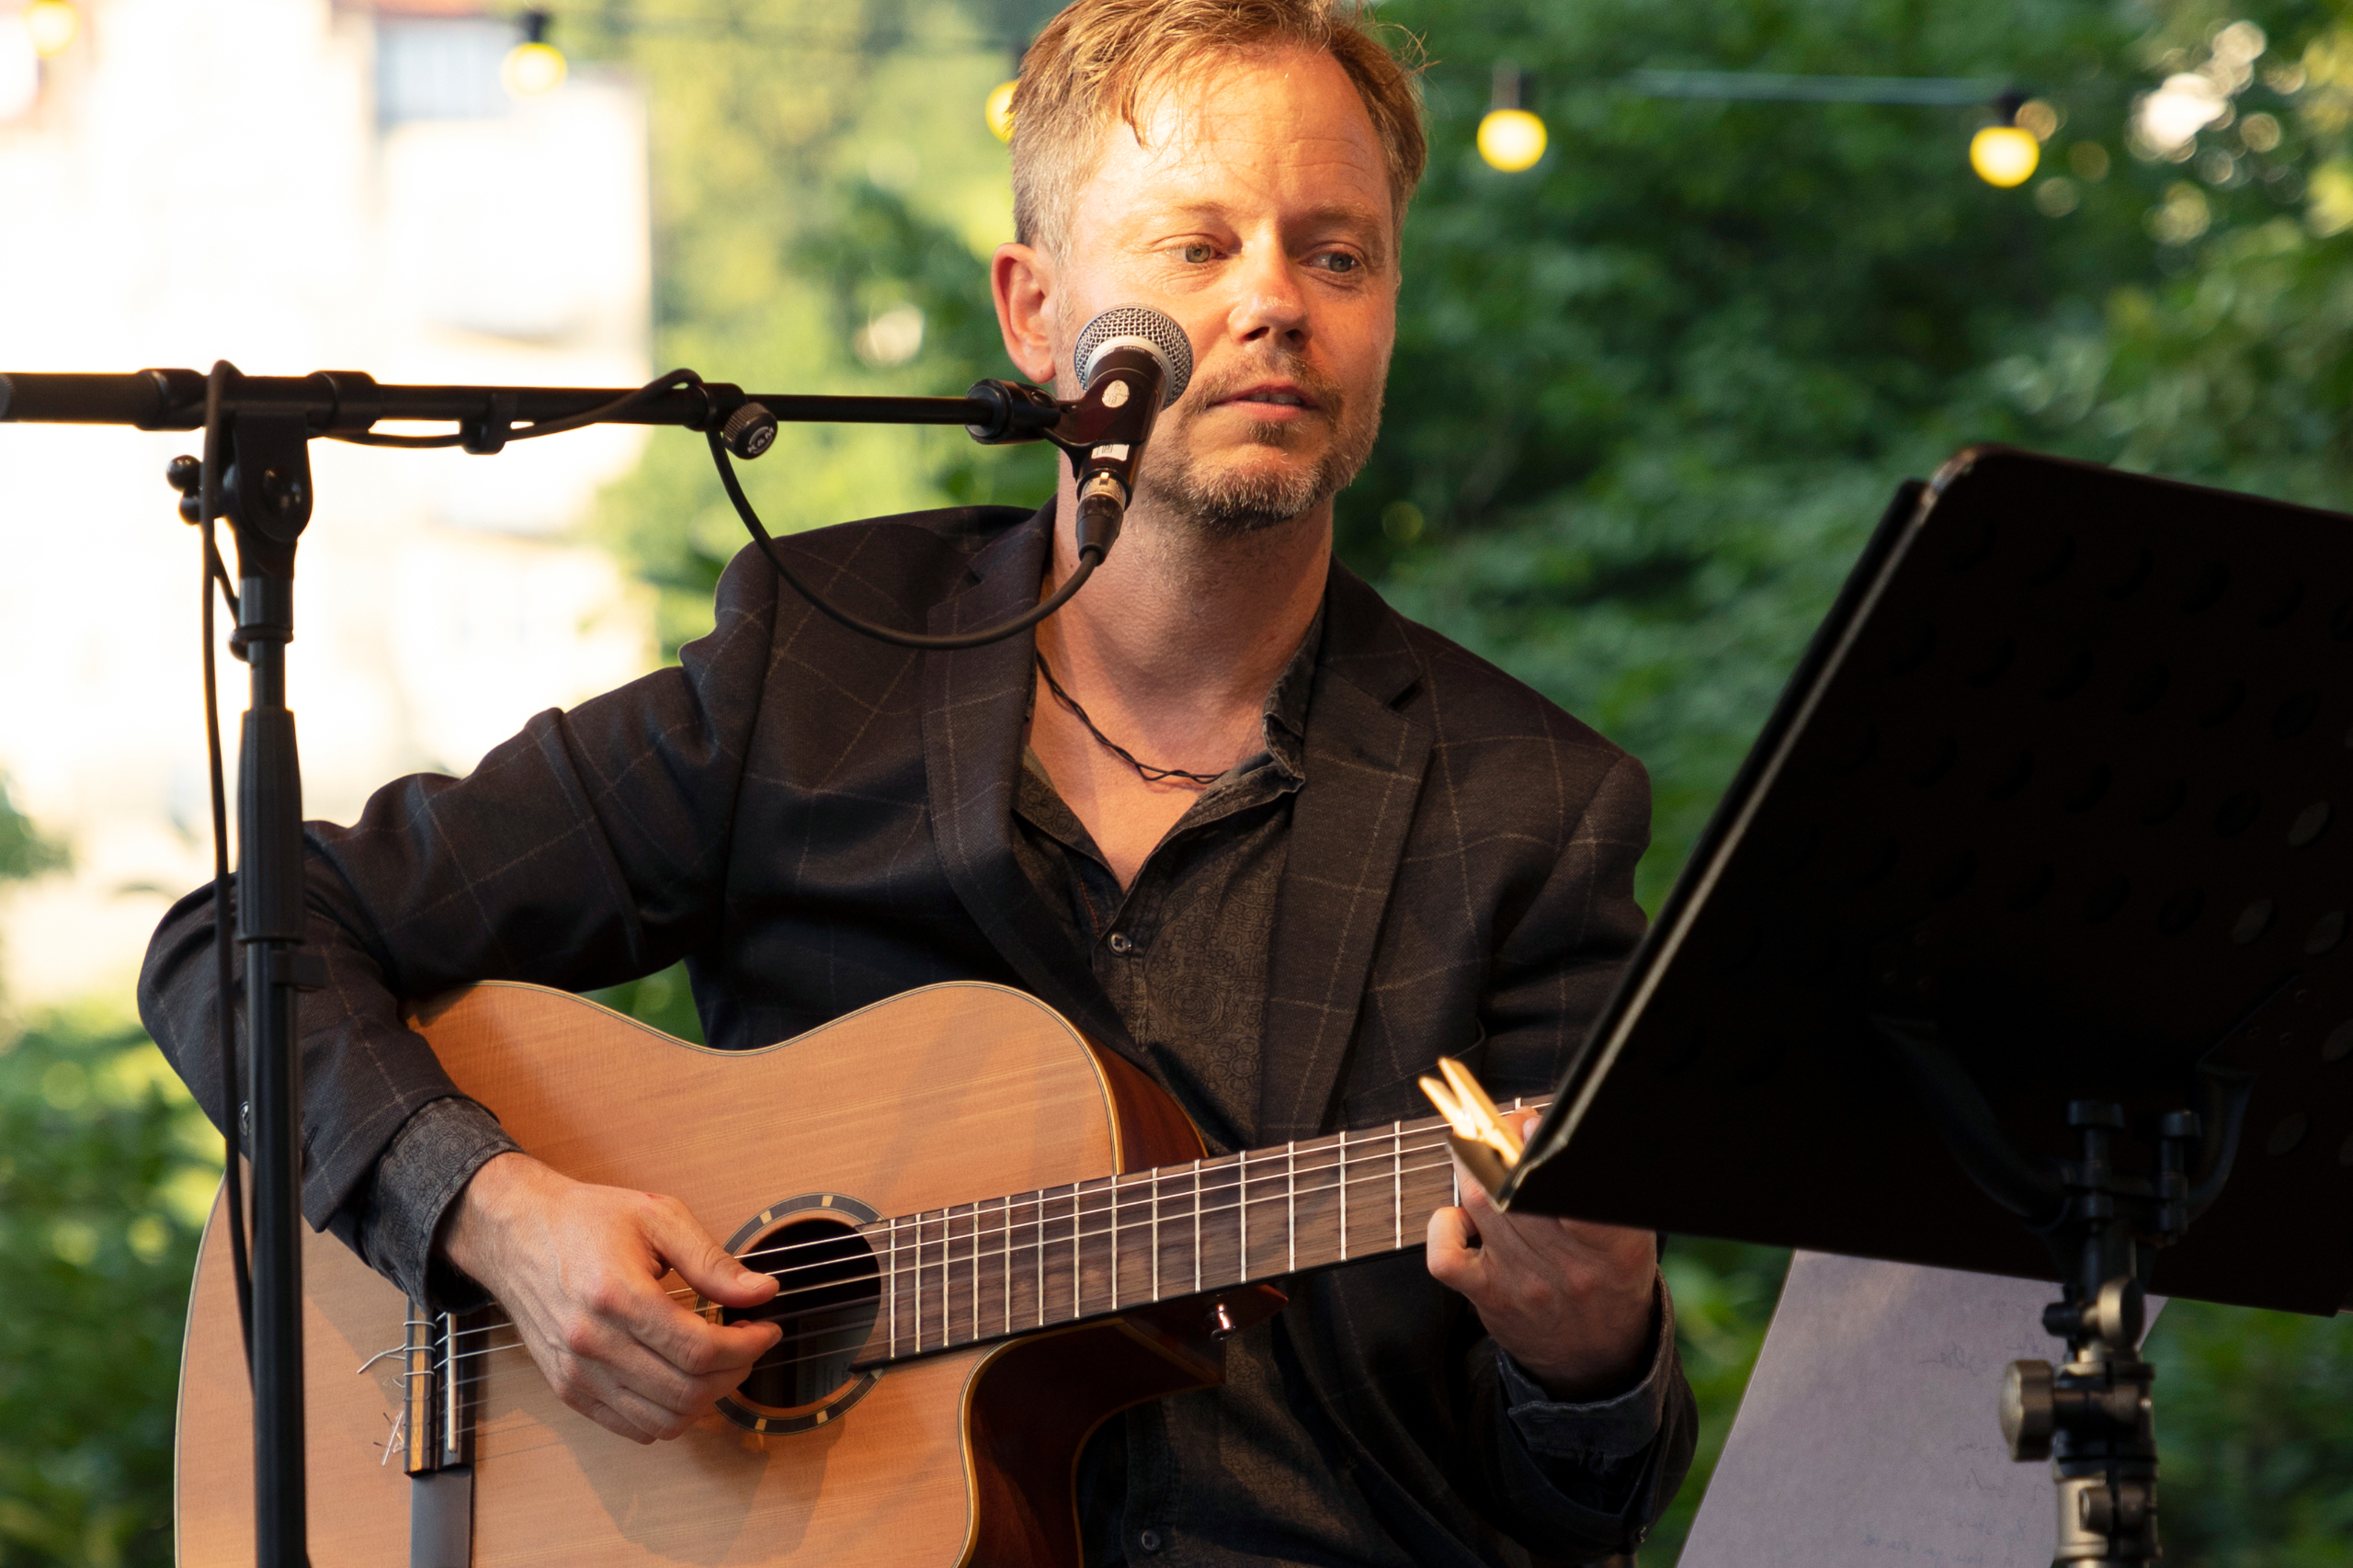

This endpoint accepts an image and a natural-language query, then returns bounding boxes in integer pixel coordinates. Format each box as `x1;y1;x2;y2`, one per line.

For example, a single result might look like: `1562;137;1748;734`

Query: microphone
1065;305;1193;562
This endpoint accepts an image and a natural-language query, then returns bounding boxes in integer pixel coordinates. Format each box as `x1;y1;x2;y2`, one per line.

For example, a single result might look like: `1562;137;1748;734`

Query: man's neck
1035;477;1332;739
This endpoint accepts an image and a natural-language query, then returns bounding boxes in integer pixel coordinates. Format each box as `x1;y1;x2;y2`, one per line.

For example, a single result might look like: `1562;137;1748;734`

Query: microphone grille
1074;305;1194;407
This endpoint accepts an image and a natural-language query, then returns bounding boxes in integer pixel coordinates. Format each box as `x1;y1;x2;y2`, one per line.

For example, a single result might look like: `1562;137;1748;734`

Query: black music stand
1497;447;2353;1565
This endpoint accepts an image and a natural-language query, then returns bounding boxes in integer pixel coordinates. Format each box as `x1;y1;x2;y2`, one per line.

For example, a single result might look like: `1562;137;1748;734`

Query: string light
984;78;1016;142
1970;124;2040;187
1477;62;1546;173
25;0;76;58
503;9;566;98
1971;90;2040;187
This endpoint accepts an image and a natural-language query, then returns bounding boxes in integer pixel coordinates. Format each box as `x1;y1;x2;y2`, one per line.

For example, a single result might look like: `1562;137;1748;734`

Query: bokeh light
502;40;567;98
25;0;76;58
1477;108;1547;172
2137;74;2229;159
1970;124;2040;187
2015;97;2062;142
0;15;36;119
984;79;1017;142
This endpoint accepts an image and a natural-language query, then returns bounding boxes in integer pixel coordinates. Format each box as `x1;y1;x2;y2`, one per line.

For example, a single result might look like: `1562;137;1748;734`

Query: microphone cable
706;425;1113;652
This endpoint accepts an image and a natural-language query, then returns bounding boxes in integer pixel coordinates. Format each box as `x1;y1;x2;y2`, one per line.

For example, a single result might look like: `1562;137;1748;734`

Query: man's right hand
441;1152;782;1444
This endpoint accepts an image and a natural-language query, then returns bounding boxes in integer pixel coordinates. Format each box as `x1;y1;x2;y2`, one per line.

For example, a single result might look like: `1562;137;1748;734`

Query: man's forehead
1095;47;1392;221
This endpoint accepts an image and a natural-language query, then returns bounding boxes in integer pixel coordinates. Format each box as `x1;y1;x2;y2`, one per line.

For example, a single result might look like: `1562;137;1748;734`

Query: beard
1135;352;1384;540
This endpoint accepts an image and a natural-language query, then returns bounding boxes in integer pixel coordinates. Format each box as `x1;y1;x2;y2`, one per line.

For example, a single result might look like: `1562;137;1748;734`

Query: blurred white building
0;0;657;1007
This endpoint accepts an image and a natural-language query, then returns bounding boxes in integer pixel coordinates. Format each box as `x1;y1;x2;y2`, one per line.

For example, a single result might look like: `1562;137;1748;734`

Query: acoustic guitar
176;980;1533;1567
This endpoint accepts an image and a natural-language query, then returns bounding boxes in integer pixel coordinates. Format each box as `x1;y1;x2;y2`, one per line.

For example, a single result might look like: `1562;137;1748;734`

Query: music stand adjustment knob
2001;1358;2055;1461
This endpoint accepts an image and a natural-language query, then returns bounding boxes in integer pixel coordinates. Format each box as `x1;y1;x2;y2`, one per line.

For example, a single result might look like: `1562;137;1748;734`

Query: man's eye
1179;243;1216;264
1318;252;1361;274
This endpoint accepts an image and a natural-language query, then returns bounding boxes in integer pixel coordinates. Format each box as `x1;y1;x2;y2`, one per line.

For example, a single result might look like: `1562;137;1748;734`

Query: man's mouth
1217;384;1317;411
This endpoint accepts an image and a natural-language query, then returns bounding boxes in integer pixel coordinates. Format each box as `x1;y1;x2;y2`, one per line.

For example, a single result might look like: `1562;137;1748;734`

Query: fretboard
851;1099;1542;1366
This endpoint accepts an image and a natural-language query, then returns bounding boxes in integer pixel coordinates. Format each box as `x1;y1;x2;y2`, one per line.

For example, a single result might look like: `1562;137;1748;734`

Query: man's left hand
1425;1110;1658;1402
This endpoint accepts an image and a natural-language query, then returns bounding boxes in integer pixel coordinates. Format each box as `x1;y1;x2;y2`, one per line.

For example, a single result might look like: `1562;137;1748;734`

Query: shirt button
1108;932;1135;954
1138;1529;1164;1552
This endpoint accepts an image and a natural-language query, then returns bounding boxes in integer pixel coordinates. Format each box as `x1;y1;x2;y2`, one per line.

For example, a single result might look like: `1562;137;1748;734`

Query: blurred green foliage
0;785;220;1568
0;1001;218;1568
2147;1299;2353;1562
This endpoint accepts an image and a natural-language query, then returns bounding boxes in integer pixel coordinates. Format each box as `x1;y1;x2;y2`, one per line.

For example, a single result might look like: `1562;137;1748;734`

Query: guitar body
175;981;1266;1568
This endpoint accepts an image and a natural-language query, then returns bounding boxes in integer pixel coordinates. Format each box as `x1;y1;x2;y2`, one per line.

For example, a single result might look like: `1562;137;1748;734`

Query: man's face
1001;47;1399;538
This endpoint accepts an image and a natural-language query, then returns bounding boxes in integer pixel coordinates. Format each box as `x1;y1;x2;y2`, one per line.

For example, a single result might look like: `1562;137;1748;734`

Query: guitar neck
856;1097;1545;1366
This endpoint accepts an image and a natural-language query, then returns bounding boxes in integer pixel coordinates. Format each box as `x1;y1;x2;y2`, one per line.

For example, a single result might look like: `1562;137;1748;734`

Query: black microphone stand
0;360;1084;1568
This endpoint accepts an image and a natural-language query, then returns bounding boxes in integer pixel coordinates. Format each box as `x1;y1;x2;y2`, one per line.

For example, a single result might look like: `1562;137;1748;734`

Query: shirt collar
1256;603;1324;783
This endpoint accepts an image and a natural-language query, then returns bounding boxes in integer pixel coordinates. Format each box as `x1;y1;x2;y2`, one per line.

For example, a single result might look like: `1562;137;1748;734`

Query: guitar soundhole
711;1194;884;1435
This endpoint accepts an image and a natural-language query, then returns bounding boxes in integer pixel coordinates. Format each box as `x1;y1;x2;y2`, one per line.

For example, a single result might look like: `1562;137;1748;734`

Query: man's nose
1225;244;1310;351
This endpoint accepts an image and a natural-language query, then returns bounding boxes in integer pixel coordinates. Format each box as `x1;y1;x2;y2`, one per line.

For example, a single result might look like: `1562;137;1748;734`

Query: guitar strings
425;1131;1481;1366
428;1131;1471;1354
417;1144;1474;1384
423;1111;1525;1365
426;1146;1473;1385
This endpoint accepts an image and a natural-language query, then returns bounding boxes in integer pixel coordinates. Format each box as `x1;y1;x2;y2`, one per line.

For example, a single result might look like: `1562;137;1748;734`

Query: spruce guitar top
175;981;1533;1568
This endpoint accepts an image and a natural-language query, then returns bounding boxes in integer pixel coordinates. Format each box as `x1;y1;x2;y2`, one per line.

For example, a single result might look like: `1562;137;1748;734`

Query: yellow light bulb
1971;125;2040;187
25;0;75;58
984;79;1017;142
502;40;566;98
1477;108;1547;173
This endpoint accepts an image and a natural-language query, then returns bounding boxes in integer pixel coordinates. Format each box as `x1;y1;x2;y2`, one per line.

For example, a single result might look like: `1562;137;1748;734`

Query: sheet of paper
1676;1250;2164;1568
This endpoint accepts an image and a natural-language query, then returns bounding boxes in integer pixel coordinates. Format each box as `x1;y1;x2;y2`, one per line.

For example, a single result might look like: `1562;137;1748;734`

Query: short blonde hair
1009;0;1427;256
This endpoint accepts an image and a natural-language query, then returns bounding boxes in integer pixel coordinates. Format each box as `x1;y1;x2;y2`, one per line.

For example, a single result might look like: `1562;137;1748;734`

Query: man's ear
991;243;1059;387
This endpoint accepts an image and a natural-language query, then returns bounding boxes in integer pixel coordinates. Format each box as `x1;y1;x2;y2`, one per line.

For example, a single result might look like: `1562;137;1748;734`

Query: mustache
1177;354;1347;418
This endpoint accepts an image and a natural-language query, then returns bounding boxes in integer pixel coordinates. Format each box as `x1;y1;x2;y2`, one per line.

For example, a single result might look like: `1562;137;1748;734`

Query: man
142;0;1696;1562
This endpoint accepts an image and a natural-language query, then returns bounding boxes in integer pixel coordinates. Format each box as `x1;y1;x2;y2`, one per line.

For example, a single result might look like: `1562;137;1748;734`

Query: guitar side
175;980;1231;1568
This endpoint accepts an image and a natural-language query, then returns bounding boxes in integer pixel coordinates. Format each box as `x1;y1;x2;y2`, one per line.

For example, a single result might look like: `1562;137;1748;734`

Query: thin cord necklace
1034;651;1226;787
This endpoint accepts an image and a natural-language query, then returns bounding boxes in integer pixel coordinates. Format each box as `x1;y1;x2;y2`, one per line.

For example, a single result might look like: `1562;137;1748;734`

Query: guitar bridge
403;1299;480;1568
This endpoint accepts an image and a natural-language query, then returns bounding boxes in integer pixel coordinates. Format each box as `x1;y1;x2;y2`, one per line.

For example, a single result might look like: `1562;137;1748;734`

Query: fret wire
1191;1157;1203;1294
885;1217;898;1359
1035;1187;1046;1328
1392;1120;1404;1250
1108;1173;1121;1312
1238;1148;1250;1278
1001;1193;1012;1340
1150;1165;1160;1301
970;1200;979;1346
1070;1182;1081;1319
1286;1140;1297;1275
1337;1128;1347;1261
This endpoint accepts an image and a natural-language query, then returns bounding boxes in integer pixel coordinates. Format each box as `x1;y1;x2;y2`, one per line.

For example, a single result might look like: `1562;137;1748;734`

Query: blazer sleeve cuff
349;1095;520;1309
1496;1270;1675;1465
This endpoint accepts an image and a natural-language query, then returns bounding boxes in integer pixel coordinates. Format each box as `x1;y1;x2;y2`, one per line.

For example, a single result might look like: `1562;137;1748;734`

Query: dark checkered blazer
142;502;1692;1564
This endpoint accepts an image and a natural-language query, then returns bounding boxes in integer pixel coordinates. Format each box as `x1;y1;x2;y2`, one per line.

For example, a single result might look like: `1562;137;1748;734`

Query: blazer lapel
1258;565;1436;1142
918;504;1143;1066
